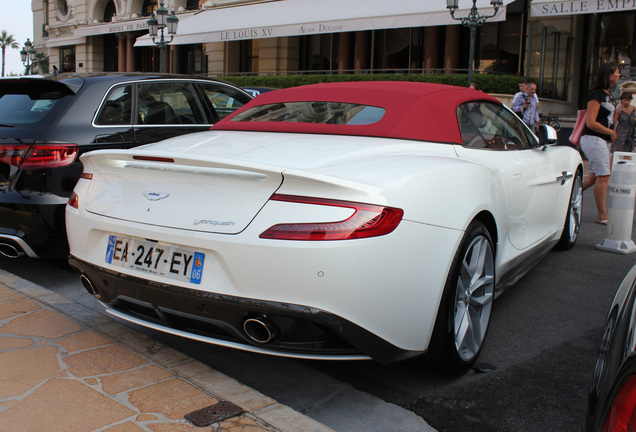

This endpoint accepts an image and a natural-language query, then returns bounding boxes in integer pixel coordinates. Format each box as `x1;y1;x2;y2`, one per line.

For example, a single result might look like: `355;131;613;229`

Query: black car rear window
0;79;76;126
0;95;63;125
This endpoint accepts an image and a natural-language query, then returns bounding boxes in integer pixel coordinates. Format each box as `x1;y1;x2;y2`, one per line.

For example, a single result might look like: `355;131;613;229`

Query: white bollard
596;152;636;254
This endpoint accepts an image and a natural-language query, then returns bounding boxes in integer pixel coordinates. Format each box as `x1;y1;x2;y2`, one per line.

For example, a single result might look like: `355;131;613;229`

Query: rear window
0;94;64;126
231;102;386;125
0;80;75;127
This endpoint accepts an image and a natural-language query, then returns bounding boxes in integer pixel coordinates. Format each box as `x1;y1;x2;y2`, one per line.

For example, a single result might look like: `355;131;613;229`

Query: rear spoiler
0;76;83;99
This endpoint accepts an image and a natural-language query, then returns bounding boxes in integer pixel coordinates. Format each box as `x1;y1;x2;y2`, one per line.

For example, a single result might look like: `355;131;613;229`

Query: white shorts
580;135;611;176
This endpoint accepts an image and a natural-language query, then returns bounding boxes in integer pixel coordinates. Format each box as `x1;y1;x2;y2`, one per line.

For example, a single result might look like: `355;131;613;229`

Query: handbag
569;109;586;146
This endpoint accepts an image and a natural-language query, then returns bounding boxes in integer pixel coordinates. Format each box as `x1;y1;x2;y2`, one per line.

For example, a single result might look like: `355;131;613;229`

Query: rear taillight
0;144;78;169
604;375;636;432
68;192;79;209
259;194;403;241
68;172;93;209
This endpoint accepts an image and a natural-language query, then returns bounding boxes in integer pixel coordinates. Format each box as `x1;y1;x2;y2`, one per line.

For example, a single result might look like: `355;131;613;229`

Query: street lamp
446;0;503;85
20;38;37;75
147;3;179;73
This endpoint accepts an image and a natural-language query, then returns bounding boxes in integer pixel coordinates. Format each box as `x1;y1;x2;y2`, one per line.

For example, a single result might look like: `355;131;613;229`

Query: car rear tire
426;220;495;374
555;169;583;250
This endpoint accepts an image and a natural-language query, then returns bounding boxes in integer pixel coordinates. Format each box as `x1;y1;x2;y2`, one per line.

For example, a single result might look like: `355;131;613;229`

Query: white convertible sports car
66;81;583;373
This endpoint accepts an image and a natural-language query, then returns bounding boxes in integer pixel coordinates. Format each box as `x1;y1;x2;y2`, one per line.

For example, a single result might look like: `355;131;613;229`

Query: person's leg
594;175;610;223
583;172;597;191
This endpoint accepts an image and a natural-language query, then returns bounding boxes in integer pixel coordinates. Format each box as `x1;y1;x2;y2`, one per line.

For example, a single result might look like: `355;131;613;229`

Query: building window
56;0;70;21
59;46;75;72
142;0;159;16
527;17;573;100
104;0;116;22
299;34;339;71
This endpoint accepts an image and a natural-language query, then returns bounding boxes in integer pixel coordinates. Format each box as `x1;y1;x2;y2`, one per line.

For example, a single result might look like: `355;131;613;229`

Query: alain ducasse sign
531;0;636;16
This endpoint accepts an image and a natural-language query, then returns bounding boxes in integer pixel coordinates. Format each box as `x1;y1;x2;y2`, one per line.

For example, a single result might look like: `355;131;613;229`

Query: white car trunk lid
81;152;283;234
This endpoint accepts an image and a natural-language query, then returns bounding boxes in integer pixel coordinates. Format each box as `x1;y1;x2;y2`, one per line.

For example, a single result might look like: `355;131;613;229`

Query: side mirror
537;124;558;147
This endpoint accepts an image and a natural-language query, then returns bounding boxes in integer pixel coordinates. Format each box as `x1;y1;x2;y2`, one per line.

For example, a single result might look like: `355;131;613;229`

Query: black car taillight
0;144;78;169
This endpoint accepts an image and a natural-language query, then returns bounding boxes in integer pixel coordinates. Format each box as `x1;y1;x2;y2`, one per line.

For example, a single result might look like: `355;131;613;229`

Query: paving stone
57;329;113;352
0;290;20;300
65;345;149;377
147;423;216;431
0;297;40;320
0;378;136;431
0;309;82;338
100;365;174;395
104;422;147;432
0;346;60;398
0;335;33;349
128;378;219;420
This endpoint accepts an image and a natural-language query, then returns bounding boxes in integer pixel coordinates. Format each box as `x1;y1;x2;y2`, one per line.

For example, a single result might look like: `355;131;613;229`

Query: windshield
232;102;386;125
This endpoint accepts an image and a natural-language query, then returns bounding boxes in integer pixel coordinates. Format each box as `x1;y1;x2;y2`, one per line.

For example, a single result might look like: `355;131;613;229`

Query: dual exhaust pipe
80;274;101;300
79;273;280;344
243;315;280;344
0;243;24;259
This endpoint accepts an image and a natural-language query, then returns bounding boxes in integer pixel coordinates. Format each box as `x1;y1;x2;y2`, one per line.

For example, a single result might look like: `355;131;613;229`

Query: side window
95;85;132;126
137;82;206;125
199;83;252;120
457;102;531;150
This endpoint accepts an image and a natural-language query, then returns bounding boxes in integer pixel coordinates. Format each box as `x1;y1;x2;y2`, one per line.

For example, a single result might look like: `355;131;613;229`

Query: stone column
338;32;351;73
118;34;126;72
170;45;179;73
444;25;459;73
354;31;368;72
126;33;135;72
424;27;439;72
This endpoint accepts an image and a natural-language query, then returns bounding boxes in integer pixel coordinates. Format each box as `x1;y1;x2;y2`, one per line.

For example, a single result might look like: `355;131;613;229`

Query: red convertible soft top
212;81;501;144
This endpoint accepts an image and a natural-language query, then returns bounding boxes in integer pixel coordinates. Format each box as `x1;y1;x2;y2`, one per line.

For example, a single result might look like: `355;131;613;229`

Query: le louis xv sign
533;0;636;16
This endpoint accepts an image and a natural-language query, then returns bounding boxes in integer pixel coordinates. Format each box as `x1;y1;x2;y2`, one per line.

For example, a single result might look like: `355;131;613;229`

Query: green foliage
32;52;49;74
0;29;20;77
221;73;520;95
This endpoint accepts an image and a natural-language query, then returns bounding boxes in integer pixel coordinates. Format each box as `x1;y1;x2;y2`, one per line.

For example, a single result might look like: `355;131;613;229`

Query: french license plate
105;235;205;284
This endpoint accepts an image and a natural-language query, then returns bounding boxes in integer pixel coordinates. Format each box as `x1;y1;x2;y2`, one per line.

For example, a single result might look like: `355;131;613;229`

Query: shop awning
135;0;513;47
531;0;636;17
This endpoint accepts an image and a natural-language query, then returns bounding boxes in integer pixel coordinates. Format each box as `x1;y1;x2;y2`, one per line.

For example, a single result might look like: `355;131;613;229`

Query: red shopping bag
569;110;586;146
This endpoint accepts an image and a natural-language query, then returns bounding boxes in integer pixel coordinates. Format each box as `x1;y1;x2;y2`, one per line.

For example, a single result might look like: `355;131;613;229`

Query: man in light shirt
512;82;540;132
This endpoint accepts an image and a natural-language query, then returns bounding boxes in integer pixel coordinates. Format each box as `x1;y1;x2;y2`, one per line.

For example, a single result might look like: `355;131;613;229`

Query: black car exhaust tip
0;243;24;259
79;274;101;299
243;315;280;344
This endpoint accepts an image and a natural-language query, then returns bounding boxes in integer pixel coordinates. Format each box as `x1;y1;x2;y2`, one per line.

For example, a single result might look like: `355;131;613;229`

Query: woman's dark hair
620;91;633;101
592;62;619;90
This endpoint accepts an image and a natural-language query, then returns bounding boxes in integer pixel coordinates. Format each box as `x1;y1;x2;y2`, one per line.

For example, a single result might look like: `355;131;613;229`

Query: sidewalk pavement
0;269;334;432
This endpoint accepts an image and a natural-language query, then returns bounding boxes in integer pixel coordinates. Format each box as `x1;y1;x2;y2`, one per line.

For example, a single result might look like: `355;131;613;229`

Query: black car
587;265;636;431
0;73;252;259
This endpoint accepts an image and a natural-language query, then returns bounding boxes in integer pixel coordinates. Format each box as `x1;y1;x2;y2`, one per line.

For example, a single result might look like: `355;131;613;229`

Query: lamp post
446;0;503;85
20;38;37;75
147;3;179;73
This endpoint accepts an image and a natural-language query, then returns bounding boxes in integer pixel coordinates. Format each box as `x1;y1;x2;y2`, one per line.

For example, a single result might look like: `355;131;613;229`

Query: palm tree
32;52;49;74
0;30;19;77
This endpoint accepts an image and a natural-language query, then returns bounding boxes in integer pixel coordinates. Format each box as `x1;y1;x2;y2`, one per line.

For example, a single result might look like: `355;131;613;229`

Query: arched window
104;0;116;22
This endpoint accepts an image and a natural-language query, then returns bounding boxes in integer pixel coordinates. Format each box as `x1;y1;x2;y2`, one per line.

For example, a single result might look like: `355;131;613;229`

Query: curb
0;268;334;432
